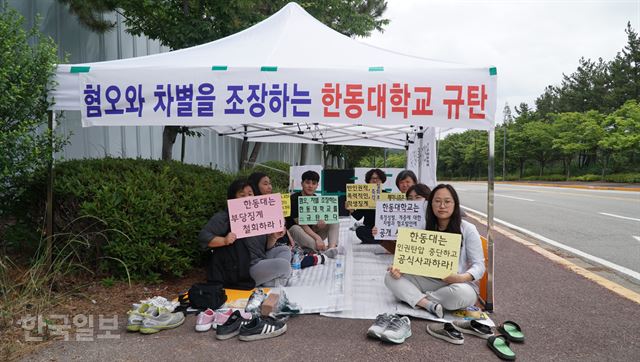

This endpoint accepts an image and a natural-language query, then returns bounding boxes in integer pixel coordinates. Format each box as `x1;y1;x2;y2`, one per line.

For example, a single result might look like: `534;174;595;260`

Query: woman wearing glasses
384;184;485;319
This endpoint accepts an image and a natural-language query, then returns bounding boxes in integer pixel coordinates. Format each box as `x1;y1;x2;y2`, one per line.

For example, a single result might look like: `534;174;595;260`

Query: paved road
449;182;640;277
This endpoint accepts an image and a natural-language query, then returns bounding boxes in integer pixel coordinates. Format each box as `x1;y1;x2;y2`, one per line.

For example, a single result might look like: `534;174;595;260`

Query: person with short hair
395;170;417;193
406;183;431;201
347;168;386;244
384;184;485;318
286;170;339;252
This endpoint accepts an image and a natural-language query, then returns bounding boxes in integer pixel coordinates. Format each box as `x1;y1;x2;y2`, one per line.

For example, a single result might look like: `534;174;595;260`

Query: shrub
570;174;602;182
7;158;232;282
604;173;640;183
0;9;67;216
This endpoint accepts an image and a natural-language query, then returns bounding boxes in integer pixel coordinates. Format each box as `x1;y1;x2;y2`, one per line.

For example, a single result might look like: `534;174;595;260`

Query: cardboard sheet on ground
321;223;493;326
224;288;271;309
228;194;285;237
393;228;461;279
282;218;354;314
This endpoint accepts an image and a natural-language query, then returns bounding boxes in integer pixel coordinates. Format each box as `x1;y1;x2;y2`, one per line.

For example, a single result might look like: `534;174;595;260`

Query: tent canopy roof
56;2;480;71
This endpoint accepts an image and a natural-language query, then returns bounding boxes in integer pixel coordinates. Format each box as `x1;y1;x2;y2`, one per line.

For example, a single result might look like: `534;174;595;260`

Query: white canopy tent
48;2;498;310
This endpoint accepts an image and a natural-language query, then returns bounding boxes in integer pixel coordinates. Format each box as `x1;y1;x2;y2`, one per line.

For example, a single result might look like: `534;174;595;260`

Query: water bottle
292;249;302;271
290;249;302;285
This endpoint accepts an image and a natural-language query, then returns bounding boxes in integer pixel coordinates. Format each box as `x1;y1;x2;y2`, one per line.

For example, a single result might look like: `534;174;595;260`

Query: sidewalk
23;218;640;361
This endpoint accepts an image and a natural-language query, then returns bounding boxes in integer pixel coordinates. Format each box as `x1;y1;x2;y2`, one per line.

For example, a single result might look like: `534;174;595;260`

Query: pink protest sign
227;194;285;237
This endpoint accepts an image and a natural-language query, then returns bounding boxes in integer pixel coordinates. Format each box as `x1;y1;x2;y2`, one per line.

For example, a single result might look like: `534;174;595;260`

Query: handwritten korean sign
374;201;425;240
298;196;339;225
379;192;406;201
393;228;461;279
227;194;284;237
346;183;379;209
280;193;291;217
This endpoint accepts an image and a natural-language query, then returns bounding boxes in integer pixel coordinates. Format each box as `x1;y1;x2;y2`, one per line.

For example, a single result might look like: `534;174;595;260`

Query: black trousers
355;225;378;244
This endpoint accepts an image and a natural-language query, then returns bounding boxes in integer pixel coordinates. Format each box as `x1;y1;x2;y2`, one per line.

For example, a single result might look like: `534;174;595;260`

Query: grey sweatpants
288;223;340;251
384;272;478;311
249;245;291;287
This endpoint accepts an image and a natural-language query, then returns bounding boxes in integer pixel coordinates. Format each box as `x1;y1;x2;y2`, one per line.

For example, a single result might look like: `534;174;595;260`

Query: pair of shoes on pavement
195;308;251;332
426;320;493;345
127;303;185;334
216;310;287;341
367;313;412;344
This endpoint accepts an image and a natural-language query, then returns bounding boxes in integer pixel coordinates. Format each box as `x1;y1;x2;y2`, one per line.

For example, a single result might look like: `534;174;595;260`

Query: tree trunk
518;159;524;180
239;139;249;170
247;142;262;168
299;144;307;166
161;126;180;161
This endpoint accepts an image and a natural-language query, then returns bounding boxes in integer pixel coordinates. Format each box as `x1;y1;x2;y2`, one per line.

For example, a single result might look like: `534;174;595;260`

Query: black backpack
188;283;227;311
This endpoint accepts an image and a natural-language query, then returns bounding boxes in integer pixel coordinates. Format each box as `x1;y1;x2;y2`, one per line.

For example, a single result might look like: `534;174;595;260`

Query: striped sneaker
238;316;287;341
216;310;251;340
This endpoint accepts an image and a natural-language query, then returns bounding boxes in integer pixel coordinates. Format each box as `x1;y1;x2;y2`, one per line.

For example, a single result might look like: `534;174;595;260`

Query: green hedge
7;158;232;282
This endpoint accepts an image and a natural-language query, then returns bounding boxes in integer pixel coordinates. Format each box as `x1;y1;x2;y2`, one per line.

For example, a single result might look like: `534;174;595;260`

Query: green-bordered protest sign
298;195;339;224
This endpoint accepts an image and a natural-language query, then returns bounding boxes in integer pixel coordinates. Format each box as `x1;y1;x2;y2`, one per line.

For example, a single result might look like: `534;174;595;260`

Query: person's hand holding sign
387;266;402;279
224;232;237;246
316;219;327;229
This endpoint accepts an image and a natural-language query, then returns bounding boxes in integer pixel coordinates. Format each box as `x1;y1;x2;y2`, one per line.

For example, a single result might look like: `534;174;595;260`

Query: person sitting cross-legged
286;170;339;253
384;184;485;318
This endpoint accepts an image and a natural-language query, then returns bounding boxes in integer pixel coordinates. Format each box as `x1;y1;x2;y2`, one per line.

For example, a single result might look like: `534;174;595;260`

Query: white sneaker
367;313;394;339
380;316;412;344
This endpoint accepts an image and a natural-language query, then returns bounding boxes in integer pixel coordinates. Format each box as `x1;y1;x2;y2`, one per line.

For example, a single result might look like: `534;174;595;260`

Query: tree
57;0;390;160
521;121;555;176
608;22;640;108
551;112;587;179
0;10;67;216
598;100;640;177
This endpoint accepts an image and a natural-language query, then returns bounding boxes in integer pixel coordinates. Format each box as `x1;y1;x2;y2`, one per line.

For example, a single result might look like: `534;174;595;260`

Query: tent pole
45;110;55;267
417;127;424;183
486;129;495;312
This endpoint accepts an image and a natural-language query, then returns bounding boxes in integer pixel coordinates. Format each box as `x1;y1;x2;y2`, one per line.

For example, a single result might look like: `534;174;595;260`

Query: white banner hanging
407;128;437;189
78;67;496;129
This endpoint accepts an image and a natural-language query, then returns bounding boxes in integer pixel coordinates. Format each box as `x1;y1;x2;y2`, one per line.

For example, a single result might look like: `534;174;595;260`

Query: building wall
6;0;321;172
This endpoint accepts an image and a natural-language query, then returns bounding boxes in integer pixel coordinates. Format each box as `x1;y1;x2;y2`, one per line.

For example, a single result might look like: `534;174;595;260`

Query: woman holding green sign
384;184;485;321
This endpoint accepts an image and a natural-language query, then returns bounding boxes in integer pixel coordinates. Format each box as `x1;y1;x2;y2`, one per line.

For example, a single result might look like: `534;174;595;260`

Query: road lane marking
634;236;640;243
599;212;640;222
462;210;640;305
495;194;535;202
461;205;640;282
